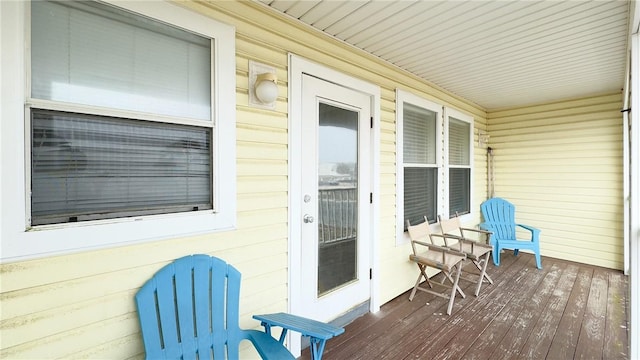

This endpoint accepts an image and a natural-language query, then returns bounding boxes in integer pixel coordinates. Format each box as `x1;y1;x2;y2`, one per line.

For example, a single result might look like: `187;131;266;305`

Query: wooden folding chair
406;217;467;315
438;213;494;296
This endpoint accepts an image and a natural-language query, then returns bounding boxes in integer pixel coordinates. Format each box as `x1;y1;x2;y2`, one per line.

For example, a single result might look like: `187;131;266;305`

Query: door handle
303;214;314;223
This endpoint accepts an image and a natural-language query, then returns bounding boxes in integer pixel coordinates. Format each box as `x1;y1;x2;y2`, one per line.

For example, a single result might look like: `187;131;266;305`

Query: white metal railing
318;187;357;245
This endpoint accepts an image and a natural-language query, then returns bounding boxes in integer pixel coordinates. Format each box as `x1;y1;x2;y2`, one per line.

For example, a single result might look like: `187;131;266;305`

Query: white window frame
444;107;474;220
0;0;236;262
396;89;443;244
396;89;474;245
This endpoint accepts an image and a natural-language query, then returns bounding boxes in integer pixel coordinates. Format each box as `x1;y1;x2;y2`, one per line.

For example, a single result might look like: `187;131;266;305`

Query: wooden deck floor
302;252;629;360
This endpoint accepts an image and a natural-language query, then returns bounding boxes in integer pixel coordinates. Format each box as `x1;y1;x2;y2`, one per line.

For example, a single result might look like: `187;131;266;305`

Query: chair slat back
135;255;242;359
481;197;516;240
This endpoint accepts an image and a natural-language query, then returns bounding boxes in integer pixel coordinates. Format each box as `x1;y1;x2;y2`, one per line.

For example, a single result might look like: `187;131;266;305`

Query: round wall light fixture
249;60;278;110
254;73;278;104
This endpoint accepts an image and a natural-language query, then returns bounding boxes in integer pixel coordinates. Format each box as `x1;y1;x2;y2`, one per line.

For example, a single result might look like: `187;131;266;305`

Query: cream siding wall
1;0;488;358
181;0;490;310
487;93;624;270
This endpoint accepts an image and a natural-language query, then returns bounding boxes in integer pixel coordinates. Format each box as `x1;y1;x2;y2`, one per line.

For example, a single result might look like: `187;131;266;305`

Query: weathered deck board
517;264;580;359
373;254;526;360
487;262;565;360
459;257;549;360
301;252;629;360
575;269;609;359
546;266;594;359
603;271;629;359
410;257;545;360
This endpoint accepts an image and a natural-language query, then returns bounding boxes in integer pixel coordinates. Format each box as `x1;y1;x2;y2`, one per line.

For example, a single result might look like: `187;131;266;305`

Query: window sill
3;210;236;263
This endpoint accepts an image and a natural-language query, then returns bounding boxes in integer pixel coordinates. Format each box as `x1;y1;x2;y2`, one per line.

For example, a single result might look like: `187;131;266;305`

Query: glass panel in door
317;102;358;297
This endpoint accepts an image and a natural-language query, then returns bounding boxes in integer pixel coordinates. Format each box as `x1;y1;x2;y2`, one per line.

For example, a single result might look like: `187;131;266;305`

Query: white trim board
628;31;639;360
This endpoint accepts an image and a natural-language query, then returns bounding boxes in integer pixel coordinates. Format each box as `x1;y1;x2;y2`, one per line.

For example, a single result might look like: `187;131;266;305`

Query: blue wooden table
253;312;345;360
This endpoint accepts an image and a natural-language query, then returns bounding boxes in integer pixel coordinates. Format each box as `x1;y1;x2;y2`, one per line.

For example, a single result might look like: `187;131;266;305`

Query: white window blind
403;102;438;227
448;117;471;216
31;110;212;225
403;103;436;164
448;117;470;166
29;0;215;226
404;168;437;226
31;1;211;121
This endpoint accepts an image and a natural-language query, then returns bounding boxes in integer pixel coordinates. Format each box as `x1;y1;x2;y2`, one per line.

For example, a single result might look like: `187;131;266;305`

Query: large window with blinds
396;90;443;233
402;102;439;228
0;0;235;260
29;0;214;225
396;89;474;243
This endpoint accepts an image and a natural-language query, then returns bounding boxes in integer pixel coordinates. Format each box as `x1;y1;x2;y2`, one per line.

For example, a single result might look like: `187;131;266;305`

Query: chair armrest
460;227;492;245
439;233;476;244
469;241;492;251
410;245;466;269
438;233;464;241
429;233;451;247
253;313;343;360
412;240;466;257
460;226;492;235
479;222;494;231
436;233;466;251
253;313;344;340
516;223;541;240
439;233;492;252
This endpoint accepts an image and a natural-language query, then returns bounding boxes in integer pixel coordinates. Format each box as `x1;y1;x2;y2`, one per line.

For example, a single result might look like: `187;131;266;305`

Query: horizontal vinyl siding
0;1;487;358
198;0;489;309
487;93;624;270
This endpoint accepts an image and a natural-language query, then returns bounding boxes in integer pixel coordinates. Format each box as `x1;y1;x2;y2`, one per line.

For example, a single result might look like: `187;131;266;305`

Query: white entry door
299;74;371;321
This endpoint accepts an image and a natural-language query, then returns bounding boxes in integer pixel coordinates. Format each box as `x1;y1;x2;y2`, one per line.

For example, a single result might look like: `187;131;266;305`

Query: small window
447;114;472;216
396;90;443;236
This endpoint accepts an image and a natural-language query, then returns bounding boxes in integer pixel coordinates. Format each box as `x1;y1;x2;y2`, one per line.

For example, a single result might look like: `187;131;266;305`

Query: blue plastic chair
480;198;542;269
136;255;344;359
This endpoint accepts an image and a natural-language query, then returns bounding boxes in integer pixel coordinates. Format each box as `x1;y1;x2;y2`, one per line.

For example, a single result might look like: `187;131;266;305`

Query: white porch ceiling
257;0;630;110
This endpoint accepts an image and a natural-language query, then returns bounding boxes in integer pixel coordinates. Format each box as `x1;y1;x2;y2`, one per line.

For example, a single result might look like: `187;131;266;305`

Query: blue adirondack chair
135;254;343;360
480;197;542;269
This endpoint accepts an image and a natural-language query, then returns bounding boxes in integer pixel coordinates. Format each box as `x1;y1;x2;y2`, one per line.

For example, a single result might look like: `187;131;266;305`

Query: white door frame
624;5;639;356
288;54;381;356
